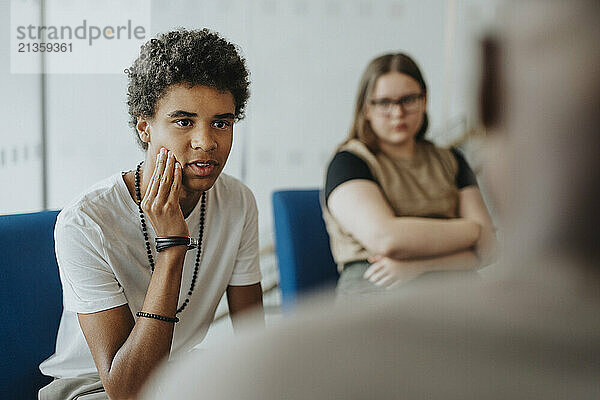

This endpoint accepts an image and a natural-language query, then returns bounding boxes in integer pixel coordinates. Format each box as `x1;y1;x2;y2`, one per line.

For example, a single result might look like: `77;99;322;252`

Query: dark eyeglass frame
369;93;425;114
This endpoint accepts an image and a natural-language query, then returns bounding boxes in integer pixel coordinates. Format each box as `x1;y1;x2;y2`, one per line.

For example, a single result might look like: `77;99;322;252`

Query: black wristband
155;236;198;252
136;311;179;323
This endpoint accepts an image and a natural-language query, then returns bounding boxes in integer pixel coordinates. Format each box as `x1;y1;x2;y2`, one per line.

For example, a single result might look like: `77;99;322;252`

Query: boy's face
137;84;236;193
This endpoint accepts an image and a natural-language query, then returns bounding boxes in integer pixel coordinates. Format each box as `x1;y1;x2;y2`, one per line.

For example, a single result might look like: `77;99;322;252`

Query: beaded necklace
134;161;206;314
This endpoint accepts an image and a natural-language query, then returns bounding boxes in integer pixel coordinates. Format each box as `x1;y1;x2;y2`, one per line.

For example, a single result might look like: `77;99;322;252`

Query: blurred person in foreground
140;2;600;399
38;29;263;400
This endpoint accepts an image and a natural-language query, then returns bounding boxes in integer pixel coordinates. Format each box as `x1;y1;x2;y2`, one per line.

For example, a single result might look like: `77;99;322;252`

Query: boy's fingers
144;151;163;203
168;162;182;203
157;151;175;201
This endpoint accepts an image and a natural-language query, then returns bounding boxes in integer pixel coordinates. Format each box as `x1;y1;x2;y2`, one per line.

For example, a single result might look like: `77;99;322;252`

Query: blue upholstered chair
272;190;339;310
0;210;62;399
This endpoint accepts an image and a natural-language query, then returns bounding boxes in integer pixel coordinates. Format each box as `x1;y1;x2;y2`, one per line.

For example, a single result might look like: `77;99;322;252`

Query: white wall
1;0;500;244
0;0;44;213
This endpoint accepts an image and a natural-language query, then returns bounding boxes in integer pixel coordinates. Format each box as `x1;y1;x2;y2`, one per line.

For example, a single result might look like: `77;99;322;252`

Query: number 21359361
18;42;73;52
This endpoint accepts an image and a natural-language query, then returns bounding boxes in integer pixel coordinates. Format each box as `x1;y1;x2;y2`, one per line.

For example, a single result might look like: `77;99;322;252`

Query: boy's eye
175;119;193;127
212;120;231;129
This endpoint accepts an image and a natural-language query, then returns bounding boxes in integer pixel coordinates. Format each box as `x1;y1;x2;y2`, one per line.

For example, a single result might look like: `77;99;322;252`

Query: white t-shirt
40;172;262;379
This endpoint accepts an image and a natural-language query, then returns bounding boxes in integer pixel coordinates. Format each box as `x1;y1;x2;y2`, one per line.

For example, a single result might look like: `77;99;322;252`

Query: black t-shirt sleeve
324;151;377;202
450;148;478;189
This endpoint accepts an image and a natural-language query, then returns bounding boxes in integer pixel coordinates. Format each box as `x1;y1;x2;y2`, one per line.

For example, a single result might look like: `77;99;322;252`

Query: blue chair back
0;210;62;399
272;190;338;310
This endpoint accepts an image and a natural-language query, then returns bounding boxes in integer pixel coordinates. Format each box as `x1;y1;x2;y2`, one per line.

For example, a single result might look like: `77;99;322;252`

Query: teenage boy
39;29;263;400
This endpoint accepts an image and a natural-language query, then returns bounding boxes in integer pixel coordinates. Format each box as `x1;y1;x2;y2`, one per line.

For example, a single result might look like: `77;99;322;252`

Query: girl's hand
140;148;189;237
364;255;423;288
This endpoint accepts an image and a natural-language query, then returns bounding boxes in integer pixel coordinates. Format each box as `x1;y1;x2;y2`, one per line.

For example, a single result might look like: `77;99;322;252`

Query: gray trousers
336;260;480;296
39;375;106;400
336;260;383;295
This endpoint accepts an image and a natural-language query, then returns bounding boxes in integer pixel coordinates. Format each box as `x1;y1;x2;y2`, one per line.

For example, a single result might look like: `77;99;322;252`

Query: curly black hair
125;28;250;150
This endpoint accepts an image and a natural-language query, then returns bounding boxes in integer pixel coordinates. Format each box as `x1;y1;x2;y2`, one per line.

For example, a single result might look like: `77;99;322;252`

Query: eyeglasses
369;93;424;115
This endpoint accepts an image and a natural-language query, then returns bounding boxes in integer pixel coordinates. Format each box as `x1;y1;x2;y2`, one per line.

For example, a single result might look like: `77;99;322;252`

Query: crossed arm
327;179;497;287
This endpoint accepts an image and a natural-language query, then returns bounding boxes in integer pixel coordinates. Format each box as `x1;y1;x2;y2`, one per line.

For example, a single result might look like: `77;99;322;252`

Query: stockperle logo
11;0;151;74
15;19;147;46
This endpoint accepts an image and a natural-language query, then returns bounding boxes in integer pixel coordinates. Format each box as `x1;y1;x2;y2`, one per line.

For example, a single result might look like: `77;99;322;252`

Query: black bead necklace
135;161;206;314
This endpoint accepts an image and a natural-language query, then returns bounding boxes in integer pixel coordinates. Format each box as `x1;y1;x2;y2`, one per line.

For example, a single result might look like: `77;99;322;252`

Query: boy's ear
136;117;151;143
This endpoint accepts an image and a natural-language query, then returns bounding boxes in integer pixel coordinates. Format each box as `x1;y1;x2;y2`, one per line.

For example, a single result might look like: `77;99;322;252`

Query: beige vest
322;139;460;269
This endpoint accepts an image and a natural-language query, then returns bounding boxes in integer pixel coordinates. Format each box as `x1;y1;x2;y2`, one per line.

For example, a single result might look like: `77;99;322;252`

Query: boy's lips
186;160;219;177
